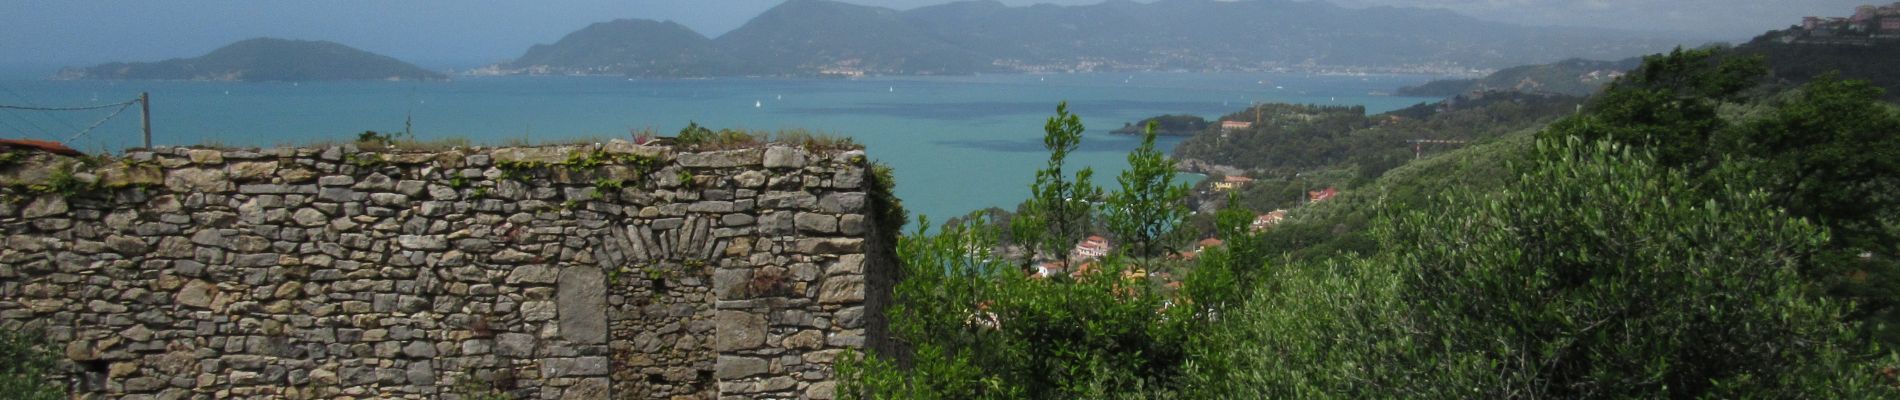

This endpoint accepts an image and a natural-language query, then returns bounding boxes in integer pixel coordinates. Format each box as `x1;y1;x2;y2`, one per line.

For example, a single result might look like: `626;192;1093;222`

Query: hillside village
1794;2;1900;42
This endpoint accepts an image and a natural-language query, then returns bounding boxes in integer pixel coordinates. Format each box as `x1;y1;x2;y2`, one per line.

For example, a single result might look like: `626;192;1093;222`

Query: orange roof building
1252;209;1289;232
1308;187;1340;203
1070;235;1110;262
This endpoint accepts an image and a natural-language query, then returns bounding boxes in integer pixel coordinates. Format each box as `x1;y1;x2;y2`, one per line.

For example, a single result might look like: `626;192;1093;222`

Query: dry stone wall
0;142;893;399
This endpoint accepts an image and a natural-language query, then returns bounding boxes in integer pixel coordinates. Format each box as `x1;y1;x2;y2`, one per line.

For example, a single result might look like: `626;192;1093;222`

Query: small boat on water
755;100;762;108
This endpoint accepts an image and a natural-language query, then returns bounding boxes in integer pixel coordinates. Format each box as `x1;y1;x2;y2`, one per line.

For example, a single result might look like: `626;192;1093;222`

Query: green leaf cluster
0;327;64;400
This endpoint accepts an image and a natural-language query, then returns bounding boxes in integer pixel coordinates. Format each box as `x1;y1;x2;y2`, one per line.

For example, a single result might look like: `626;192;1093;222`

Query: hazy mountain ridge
487;0;1686;78
57;38;444;82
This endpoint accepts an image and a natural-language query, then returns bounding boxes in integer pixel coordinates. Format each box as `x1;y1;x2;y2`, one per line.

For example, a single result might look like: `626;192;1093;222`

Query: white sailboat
755;100;762;108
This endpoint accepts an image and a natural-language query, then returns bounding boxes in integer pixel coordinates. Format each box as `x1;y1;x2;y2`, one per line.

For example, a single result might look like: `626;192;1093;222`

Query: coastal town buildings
1211;175;1253;191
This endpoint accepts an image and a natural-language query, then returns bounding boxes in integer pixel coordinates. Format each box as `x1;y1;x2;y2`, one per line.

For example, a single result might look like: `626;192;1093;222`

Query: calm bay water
0;72;1437;221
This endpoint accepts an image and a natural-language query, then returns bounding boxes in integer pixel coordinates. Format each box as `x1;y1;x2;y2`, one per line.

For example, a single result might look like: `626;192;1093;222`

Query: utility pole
139;92;151;148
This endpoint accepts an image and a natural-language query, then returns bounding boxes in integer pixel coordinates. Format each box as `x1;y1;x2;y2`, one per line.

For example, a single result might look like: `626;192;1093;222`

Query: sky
0;0;1878;70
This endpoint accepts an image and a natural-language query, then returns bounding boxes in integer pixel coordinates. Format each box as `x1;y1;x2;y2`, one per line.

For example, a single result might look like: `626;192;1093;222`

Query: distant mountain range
485;0;1687;78
57;38;444;82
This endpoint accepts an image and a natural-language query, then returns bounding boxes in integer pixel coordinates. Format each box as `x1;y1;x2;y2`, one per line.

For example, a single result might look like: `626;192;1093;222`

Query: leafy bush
1189;138;1898;398
0;327;64;400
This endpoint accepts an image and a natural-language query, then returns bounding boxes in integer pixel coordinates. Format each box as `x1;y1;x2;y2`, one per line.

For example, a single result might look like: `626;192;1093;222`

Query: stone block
715;310;766;351
763;146;807;169
563;377;610;400
544;356;609;378
522;301;557;322
176;280;217;308
558;267;608;344
678;148;763;168
496;333;536;358
713;268;753;300
818;275;865;304
794;213;838;234
714;356;768;380
506;265;558;284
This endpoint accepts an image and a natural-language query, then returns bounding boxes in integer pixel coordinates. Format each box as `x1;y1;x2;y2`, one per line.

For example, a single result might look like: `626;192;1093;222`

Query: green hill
1731;29;1900;101
714;0;994;76
505;19;727;78
1396;57;1642;97
57;38;444;82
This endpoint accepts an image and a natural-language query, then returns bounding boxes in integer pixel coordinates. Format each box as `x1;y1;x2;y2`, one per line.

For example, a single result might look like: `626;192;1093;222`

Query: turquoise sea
0;72;1437;222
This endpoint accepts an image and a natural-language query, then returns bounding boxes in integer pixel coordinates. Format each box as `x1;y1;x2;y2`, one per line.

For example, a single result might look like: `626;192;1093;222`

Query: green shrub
0;327;64;400
1188;138;1897;398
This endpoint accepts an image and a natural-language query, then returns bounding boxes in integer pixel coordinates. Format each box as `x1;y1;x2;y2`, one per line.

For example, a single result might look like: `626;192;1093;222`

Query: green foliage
28;161;95;195
1189;138;1897;398
1112;114;1208;136
772;129;861;151
592;178;625;199
0;150;22;168
356;130;401;146
1542;47;1765;170
1175;93;1578;196
1731;31;1900;102
675;121;760;149
674;170;696;188
343;152;385;168
1103;122;1193;260
451;371;515;400
1396;57;1643;98
1724;76;1900;251
1010;101;1103;269
867;162;909;235
1549;48;1900;345
1719;76;1900;343
838;214;1188;399
841;105;1200;399
0;327;64;400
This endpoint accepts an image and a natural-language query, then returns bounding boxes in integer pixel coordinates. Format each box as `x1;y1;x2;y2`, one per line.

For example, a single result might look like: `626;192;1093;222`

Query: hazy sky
0;0;1875;70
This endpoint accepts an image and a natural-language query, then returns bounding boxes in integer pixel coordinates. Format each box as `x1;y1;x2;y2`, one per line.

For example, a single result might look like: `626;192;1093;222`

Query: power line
0;95;145;145
67;100;137;143
0;84;86;133
0;114;37;139
0;108;56;139
0;100;139;112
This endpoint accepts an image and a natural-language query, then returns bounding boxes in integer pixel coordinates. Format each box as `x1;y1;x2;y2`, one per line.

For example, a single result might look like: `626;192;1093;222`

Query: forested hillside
835;46;1900;399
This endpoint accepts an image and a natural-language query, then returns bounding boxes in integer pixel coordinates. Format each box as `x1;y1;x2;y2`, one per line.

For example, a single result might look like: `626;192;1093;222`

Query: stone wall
0;141;892;399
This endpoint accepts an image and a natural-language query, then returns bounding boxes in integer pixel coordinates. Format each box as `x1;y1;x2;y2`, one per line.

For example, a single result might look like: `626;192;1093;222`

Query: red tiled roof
0;139;83;156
